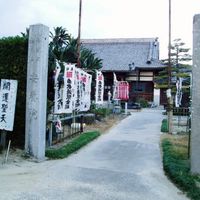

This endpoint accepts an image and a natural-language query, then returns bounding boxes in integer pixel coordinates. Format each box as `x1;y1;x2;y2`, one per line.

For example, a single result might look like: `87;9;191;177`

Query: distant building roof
81;38;164;72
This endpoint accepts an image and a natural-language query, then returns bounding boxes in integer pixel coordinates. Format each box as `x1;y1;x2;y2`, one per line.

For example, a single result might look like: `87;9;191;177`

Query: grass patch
46;131;100;159
162;136;200;200
161;119;168;132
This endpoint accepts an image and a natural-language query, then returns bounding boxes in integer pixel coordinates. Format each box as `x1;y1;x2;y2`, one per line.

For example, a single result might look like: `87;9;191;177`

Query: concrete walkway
0;109;188;200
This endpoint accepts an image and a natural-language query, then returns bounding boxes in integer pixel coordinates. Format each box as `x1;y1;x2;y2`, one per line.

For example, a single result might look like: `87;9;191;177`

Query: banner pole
4;140;11;164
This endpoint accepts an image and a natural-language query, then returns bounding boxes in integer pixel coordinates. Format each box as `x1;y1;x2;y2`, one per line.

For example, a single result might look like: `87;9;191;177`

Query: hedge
46;131;100;159
0;36;28;147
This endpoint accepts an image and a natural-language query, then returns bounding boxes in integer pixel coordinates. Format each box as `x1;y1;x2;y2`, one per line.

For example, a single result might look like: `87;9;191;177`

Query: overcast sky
0;0;200;59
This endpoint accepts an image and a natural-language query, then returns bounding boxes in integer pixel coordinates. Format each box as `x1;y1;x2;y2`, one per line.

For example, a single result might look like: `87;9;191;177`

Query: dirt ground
84;114;127;134
0;114;127;167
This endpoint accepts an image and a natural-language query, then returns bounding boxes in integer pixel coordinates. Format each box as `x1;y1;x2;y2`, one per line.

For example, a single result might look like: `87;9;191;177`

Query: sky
0;0;200;59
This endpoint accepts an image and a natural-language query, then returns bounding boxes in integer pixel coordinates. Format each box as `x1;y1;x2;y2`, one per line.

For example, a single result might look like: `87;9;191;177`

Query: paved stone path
0;109;188;200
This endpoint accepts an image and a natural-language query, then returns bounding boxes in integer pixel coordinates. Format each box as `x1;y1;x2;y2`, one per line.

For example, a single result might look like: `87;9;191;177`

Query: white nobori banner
74;68;92;111
54;62;62;114
81;72;92;111
74;67;81;110
63;63;76;113
113;72;118;99
175;77;183;107
95;70;104;104
0;79;18;131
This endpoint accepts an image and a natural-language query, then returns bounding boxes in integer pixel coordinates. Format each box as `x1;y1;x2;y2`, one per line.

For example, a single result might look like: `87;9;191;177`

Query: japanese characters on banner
63;64;76;113
54;63;62;114
113;73;129;100
175;77;183;107
95;70;104;104
0;79;18;131
75;67;81;110
79;70;86;110
82;73;92;111
54;62;92;113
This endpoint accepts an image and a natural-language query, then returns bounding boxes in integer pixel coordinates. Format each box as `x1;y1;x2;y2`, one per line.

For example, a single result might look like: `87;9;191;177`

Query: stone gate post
191;14;200;173
25;24;49;161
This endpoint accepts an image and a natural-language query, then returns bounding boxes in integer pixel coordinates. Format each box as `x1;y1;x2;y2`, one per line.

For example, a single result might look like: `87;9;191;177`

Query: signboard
0;79;18;131
95;70;104;104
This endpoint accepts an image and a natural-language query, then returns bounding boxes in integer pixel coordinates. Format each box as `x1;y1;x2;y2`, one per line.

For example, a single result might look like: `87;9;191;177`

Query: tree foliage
49;26;102;72
155;38;192;91
166;38;192;66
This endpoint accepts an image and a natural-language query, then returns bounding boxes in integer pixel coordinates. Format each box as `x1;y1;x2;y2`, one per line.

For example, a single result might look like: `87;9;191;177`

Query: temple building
82;38;165;105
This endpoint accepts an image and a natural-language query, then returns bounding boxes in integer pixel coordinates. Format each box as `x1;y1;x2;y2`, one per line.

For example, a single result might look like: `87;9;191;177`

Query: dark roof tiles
82;38;164;71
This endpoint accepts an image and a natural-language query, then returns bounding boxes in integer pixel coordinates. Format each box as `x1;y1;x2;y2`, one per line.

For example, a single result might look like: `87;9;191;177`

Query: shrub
46;131;100;159
83;113;95;124
91;107;111;119
136;98;148;108
161;119;168;132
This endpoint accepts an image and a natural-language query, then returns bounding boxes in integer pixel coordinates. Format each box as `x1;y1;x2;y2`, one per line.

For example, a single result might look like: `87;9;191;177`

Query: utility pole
77;0;82;68
167;0;173;134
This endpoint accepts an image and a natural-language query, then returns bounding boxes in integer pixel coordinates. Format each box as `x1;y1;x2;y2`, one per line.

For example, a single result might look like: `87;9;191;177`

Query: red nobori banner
117;81;129;100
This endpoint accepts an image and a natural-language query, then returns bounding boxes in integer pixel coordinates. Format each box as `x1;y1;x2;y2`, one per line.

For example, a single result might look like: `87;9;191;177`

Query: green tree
80;48;102;70
155;38;192;90
49;27;71;71
49;26;102;71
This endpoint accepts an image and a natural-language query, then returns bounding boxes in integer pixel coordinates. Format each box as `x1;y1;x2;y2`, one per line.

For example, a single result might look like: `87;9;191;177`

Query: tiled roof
81;38;164;71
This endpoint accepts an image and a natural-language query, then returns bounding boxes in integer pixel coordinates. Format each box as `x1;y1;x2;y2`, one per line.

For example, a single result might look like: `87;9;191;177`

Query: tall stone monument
191;14;200;174
25;24;49;161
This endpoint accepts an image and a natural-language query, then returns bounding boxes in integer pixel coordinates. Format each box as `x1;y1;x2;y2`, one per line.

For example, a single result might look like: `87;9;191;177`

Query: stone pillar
191;14;200;174
25;24;49;161
153;88;160;106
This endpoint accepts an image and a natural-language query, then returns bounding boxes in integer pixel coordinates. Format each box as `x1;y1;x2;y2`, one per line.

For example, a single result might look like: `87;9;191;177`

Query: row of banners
54;63;130;114
54;63;104;114
54;63;92;114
